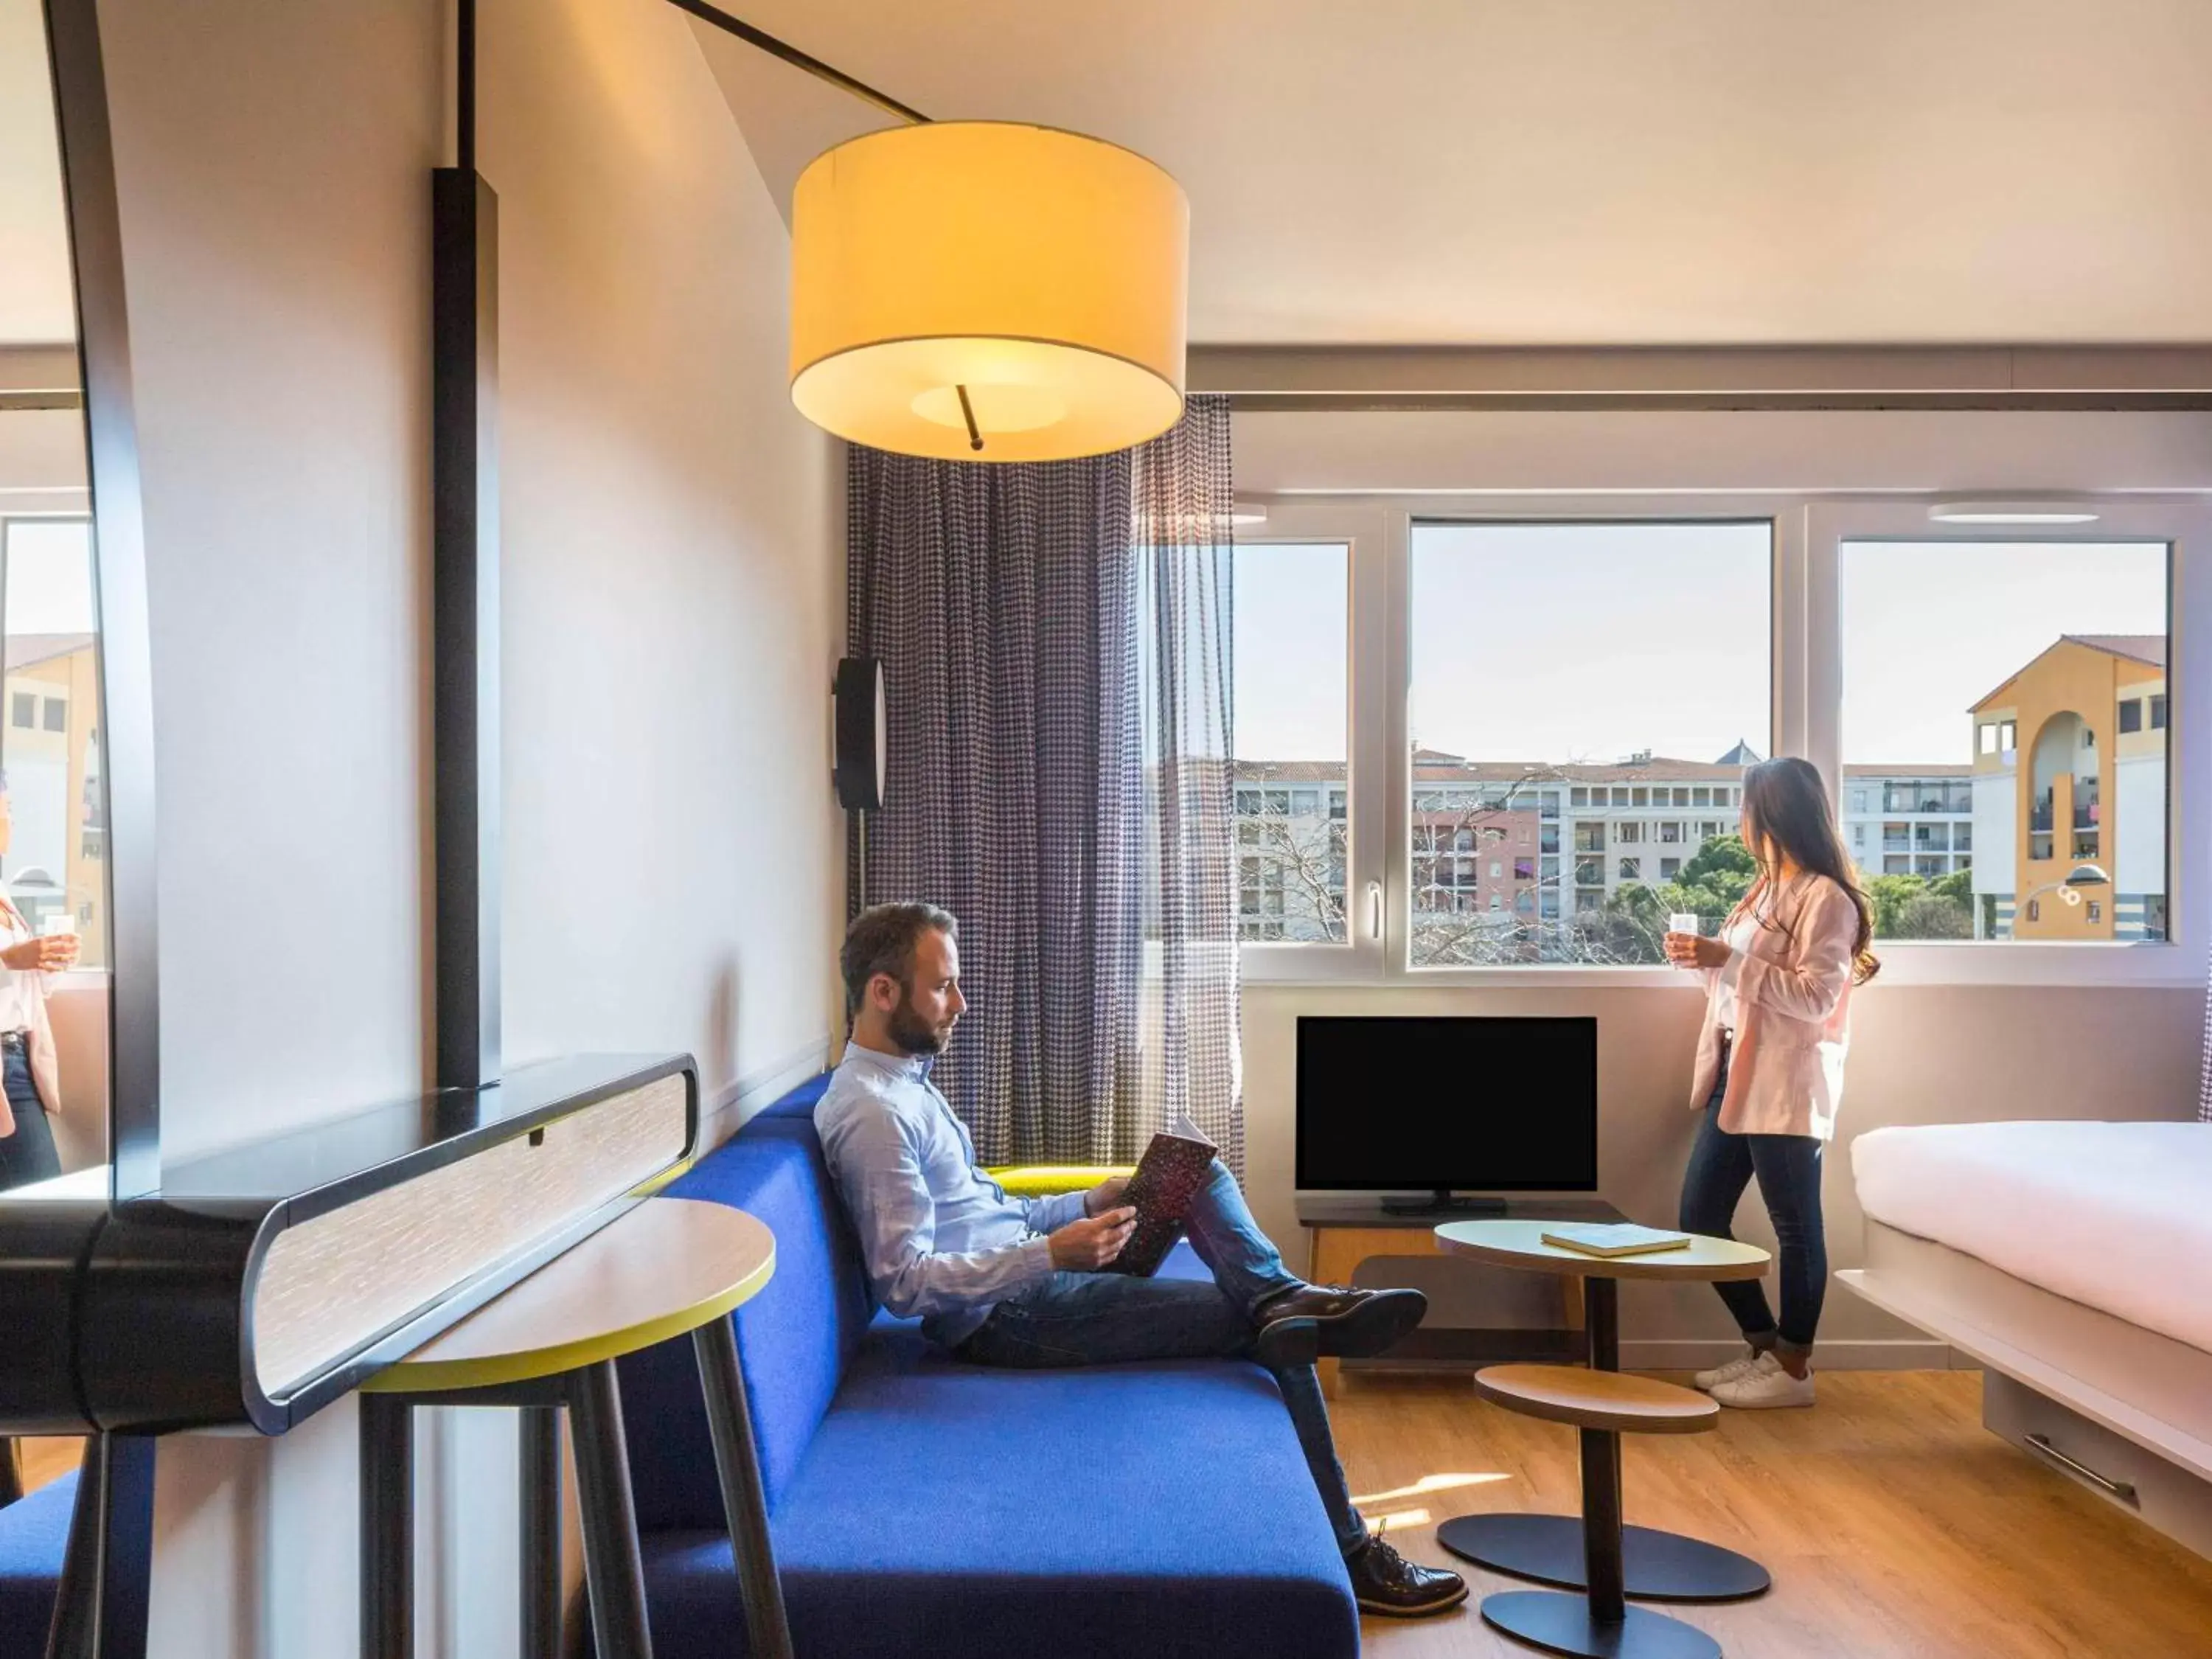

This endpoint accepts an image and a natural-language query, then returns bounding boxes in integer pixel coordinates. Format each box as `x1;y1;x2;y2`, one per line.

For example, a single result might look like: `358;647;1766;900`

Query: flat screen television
1296;1015;1598;1214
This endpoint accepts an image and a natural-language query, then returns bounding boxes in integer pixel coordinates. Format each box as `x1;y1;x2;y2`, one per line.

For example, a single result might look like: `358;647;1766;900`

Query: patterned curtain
2201;937;2212;1121
846;396;1242;1174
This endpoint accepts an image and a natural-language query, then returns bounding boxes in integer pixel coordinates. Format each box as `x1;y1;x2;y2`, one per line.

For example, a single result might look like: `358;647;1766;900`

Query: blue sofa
0;1470;73;1655
615;1077;1362;1659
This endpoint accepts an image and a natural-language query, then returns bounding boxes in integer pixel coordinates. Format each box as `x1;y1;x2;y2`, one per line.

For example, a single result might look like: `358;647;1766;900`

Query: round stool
1473;1364;1723;1659
358;1196;790;1659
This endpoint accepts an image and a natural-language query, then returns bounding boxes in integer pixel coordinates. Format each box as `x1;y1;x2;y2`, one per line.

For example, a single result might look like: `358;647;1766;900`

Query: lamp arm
661;0;932;125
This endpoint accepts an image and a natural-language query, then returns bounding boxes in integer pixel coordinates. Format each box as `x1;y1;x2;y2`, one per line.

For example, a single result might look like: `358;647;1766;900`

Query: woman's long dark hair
1733;757;1880;984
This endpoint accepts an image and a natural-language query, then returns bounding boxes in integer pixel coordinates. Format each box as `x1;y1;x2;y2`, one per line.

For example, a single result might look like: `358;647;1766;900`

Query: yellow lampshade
790;121;1189;463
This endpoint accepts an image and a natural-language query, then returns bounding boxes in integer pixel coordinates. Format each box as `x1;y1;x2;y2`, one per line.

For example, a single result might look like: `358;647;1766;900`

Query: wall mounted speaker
832;656;886;811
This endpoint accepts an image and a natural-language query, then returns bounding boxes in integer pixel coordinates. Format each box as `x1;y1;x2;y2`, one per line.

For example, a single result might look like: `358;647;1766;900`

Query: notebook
1540;1222;1694;1259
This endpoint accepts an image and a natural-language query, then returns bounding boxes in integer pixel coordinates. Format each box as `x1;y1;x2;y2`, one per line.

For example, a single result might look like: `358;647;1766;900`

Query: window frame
1242;494;2206;987
1234;508;1385;983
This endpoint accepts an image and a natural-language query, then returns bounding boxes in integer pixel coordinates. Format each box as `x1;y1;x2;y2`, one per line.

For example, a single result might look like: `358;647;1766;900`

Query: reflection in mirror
0;0;108;1197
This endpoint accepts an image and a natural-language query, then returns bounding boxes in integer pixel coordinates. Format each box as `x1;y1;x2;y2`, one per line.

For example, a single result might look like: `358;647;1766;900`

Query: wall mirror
1;0;157;1206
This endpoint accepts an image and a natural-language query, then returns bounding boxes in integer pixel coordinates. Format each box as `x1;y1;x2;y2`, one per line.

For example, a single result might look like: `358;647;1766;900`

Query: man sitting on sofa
815;901;1468;1619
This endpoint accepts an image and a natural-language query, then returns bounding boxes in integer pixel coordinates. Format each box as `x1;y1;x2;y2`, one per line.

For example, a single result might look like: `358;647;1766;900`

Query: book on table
1101;1112;1217;1278
1540;1222;1693;1259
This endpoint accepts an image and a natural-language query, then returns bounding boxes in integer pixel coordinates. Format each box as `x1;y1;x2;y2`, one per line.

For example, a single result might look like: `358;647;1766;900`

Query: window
0;518;108;966
1660;857;1681;879
1232;542;1350;944
1842;540;2168;942
1489;860;1502;878
1514;858;1535;880
1406;522;1770;965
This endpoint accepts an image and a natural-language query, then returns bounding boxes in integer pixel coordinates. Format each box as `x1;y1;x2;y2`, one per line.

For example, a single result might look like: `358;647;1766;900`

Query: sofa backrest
619;1073;872;1526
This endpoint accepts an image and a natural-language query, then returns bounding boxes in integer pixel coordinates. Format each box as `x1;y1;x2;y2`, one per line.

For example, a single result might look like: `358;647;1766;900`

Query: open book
1101;1112;1217;1278
1540;1222;1692;1259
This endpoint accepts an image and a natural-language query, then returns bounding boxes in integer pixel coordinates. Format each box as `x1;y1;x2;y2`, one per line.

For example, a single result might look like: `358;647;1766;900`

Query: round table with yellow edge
358;1196;790;1659
1434;1220;1774;1610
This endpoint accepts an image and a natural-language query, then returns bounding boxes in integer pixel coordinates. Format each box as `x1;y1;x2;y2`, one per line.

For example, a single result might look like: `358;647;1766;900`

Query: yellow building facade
1970;634;2166;942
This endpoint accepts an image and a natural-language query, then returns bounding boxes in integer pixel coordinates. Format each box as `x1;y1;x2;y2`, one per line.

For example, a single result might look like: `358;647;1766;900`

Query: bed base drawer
1985;1371;2212;1559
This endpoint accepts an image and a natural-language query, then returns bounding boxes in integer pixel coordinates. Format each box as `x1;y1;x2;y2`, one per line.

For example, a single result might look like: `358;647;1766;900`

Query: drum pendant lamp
672;4;1189;463
790;122;1189;463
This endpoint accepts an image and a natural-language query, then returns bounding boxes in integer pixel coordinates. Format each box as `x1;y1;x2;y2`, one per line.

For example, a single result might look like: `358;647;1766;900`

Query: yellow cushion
985;1164;1135;1197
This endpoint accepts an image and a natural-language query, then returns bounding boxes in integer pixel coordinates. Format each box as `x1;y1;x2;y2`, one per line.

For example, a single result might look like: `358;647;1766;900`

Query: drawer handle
2025;1433;2138;1504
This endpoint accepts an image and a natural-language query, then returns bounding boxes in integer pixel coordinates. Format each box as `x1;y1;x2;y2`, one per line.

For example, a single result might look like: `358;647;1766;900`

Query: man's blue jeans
957;1160;1366;1555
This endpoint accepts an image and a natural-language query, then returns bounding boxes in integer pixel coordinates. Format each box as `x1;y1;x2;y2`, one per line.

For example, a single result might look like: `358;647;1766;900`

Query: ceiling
692;0;2212;347
0;0;74;347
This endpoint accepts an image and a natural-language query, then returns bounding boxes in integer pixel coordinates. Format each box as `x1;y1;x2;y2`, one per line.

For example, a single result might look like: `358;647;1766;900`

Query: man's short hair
841;902;958;1016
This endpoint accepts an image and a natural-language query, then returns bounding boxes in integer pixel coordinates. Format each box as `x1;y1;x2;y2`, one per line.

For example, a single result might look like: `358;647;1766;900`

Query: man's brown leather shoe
1251;1283;1426;1366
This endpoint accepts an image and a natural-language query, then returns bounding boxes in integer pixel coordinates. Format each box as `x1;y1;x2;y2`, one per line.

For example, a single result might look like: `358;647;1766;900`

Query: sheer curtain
845;397;1242;1173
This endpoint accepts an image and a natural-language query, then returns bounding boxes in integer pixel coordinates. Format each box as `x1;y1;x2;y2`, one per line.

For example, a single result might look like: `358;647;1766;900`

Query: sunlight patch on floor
1351;1471;1509;1509
1363;1506;1432;1534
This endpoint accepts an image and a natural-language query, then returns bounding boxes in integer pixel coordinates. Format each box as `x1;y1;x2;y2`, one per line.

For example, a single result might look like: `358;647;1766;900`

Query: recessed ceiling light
1927;497;2100;525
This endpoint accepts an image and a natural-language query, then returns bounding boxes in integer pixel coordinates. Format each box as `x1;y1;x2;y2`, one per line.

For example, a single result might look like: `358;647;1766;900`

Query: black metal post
431;160;501;1091
359;1397;414;1659
1578;1426;1627;1627
566;1364;653;1659
519;1406;563;1659
44;0;162;1200
692;1319;793;1659
1584;1275;1620;1372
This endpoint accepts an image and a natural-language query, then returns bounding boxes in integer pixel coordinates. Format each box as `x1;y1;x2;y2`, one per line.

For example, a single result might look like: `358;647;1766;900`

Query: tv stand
1295;1193;1625;1397
1378;1191;1508;1217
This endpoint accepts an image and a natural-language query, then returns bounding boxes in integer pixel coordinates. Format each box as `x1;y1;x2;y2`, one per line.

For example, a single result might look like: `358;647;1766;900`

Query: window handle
1366;880;1383;941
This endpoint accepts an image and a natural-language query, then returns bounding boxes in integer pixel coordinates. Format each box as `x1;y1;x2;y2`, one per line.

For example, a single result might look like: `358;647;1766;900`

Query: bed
1839;1119;2212;1558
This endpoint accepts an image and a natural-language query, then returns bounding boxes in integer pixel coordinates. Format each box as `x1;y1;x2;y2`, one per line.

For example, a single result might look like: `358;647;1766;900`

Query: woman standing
1663;757;1878;1409
0;776;79;1192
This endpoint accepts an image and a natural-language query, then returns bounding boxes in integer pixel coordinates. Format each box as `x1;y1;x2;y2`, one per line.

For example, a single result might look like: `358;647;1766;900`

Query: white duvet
1851;1119;2212;1357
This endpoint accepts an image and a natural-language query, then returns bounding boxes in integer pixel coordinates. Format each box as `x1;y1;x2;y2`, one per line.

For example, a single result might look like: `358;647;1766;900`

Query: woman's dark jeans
1677;1048;1827;1354
0;1045;59;1192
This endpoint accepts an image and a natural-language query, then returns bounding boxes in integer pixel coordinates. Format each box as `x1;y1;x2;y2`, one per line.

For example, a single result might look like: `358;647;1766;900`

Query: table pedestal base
1481;1590;1719;1659
1439;1512;1770;1601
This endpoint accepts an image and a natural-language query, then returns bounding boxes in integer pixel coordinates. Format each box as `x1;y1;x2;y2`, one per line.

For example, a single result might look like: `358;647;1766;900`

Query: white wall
1249;981;2204;1366
1234;407;2212;497
95;0;841;1652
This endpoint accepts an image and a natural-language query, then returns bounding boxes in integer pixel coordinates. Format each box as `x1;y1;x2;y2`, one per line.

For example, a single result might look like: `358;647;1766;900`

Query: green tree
1864;873;1927;936
1893;892;1973;939
1658;834;1756;933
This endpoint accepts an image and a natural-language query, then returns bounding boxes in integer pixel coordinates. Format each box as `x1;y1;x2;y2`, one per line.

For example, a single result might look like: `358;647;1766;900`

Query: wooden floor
11;1438;77;1496
1334;1371;2212;1659
15;1382;2212;1655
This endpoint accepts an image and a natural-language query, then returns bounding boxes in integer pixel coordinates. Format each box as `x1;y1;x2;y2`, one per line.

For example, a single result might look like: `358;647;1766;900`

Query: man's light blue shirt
814;1042;1089;1346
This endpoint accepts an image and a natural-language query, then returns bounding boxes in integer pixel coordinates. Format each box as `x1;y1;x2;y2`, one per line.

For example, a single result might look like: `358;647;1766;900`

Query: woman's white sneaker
1709;1352;1816;1409
1693;1347;1767;1392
